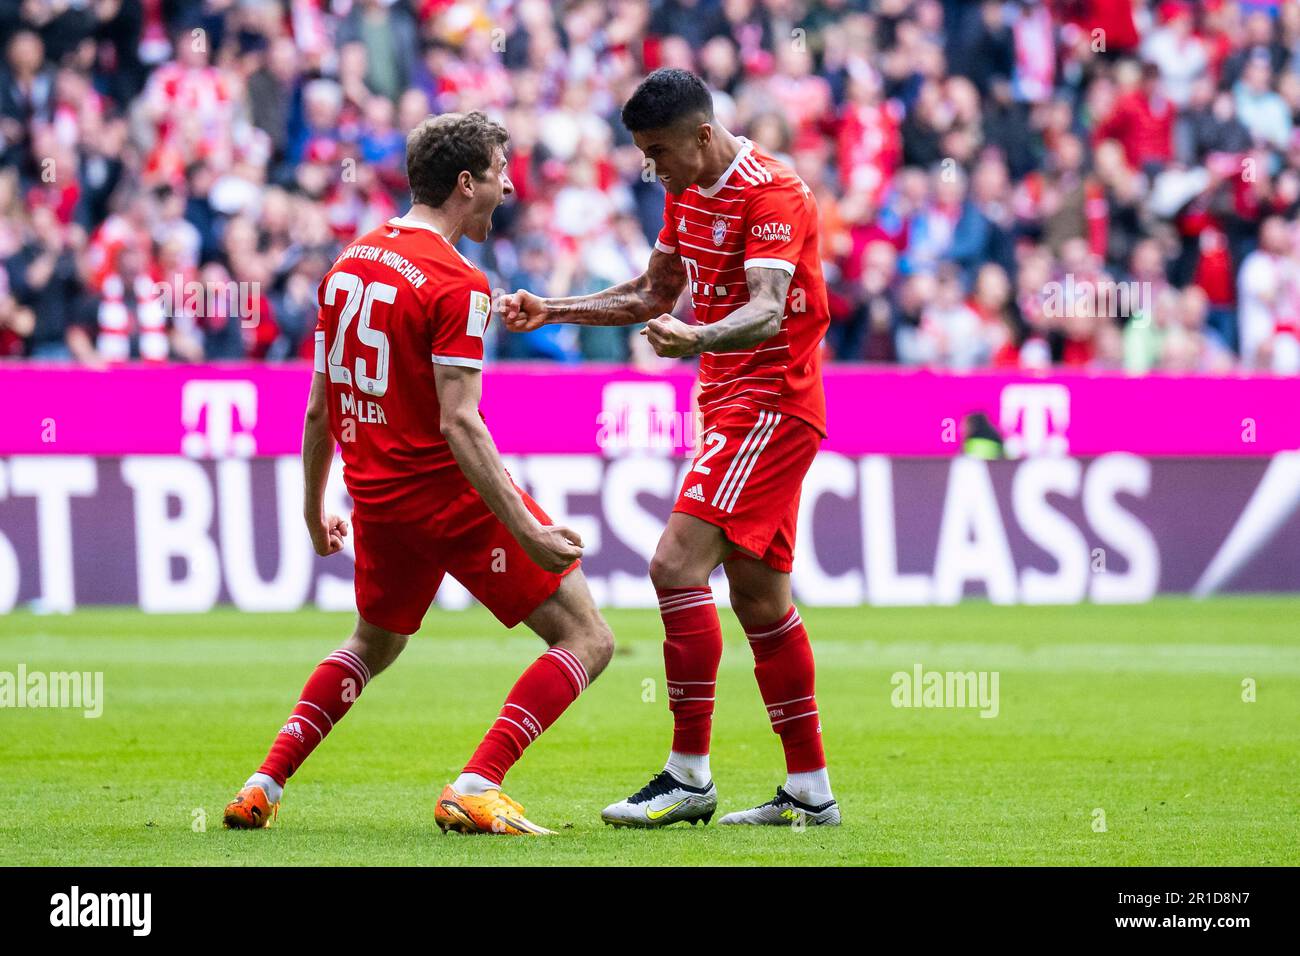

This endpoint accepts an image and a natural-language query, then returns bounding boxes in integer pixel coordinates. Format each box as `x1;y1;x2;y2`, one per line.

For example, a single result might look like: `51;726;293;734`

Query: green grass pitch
2;598;1297;866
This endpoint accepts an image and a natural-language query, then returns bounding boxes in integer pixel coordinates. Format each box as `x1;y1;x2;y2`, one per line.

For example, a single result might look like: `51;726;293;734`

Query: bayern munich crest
712;218;728;246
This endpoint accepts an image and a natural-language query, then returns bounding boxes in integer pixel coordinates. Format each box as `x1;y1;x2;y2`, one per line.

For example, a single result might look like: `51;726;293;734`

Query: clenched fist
641;313;701;358
496;289;548;332
522;523;584;573
307;512;349;556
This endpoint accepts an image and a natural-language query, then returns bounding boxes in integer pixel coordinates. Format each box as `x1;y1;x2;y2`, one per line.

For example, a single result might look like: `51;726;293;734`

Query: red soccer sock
463;646;589;785
258;648;372;786
658;586;723;755
746;606;826;773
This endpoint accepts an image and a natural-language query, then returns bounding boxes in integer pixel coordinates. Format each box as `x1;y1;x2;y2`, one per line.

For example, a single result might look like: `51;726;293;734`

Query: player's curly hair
621;68;714;132
406;111;509;209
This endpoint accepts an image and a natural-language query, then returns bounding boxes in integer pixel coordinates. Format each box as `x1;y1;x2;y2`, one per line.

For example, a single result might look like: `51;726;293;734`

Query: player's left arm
302;341;348;557
641;266;790;358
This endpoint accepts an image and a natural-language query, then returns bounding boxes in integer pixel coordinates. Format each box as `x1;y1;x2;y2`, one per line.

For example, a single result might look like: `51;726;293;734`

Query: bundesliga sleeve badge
467;290;490;338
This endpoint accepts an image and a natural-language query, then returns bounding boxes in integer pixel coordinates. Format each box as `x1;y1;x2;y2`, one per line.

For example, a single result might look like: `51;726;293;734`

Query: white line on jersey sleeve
743;257;796;275
654;240;677;254
432;355;484;369
313;331;326;373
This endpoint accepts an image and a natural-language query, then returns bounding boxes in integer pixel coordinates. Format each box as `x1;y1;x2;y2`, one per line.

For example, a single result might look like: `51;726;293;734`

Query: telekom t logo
181;381;258;458
998;384;1070;457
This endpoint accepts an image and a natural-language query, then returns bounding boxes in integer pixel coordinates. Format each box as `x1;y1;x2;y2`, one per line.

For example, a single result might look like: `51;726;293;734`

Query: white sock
245;772;283;805
785;768;833;806
665;751;711;788
452;772;499;795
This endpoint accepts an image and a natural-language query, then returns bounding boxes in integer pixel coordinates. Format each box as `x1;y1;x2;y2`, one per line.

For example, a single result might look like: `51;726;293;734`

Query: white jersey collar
387;212;474;267
697;137;753;199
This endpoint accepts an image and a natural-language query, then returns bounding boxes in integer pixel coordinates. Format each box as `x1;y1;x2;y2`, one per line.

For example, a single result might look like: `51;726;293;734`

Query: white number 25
324;271;394;398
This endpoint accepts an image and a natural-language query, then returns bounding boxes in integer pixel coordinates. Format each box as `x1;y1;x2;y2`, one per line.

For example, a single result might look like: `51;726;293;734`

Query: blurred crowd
3;0;1300;373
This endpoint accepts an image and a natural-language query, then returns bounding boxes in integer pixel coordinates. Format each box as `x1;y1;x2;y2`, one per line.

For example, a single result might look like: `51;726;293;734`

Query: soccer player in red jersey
500;70;840;827
223;112;613;836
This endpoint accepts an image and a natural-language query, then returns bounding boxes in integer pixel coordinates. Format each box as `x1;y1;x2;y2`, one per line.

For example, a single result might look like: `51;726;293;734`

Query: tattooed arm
641;266;791;359
498;248;687;329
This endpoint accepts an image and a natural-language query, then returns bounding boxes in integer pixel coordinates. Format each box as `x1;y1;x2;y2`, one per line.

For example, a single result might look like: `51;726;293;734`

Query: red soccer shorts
672;407;822;573
351;481;576;635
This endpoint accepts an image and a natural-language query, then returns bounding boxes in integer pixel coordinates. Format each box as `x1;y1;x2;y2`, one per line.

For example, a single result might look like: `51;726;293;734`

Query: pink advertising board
3;363;1297;457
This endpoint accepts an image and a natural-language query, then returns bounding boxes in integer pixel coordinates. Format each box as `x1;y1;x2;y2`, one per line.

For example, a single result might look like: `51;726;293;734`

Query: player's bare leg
224;617;408;829
602;513;731;827
717;556;839;826
437;569;614;835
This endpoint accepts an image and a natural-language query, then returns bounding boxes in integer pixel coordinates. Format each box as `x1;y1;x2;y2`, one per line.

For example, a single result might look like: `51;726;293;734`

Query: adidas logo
684;483;706;502
278;720;305;742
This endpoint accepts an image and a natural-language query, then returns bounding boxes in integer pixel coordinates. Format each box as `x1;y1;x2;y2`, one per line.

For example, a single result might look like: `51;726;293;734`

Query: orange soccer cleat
434;784;555;836
223;785;279;829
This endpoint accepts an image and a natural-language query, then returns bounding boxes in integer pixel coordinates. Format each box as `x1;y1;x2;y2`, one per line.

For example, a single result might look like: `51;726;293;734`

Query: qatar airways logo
180;381;258;458
750;221;792;242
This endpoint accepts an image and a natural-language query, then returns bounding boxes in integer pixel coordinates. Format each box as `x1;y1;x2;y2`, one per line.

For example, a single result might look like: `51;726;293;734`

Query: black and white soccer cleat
601;770;718;828
717;787;841;826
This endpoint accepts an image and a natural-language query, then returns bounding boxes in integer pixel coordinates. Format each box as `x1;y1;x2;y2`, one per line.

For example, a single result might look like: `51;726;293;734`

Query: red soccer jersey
656;138;830;436
313;214;492;519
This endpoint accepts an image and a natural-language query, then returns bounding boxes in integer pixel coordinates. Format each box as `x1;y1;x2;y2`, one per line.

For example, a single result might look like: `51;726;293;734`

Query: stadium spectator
5;199;88;360
1142;3;1209;108
1238;213;1300;370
